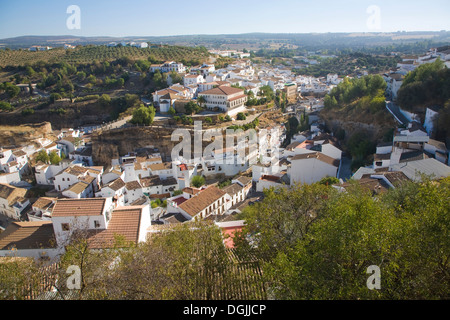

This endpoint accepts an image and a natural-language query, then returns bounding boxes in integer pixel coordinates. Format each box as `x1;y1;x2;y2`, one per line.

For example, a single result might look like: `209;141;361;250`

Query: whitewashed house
289;152;340;185
0;221;62;261
0;183;29;220
27;197;56;221
62;181;94;199
51;198;115;246
166;186;230;221
34;161;71;186
53;165;102;193
198;85;248;116
183;74;205;86
96;178;126;207
124;181;144;205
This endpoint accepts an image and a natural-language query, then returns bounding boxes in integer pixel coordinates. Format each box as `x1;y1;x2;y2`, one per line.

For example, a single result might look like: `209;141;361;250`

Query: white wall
290;158;337;185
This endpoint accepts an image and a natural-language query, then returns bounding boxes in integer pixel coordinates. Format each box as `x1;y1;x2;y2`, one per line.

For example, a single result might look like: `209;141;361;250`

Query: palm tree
197;95;206;109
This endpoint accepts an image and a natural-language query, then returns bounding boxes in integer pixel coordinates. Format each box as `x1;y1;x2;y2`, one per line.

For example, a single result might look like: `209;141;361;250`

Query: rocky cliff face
91;127;174;165
0;122;54;147
91;126;215;166
320;109;396;144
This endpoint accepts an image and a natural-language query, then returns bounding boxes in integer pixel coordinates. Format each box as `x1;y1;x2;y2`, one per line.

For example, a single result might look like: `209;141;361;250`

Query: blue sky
0;0;449;38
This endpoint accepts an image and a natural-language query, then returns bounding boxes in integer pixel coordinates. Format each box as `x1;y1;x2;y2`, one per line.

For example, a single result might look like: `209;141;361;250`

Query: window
61;223;70;231
94;220;100;228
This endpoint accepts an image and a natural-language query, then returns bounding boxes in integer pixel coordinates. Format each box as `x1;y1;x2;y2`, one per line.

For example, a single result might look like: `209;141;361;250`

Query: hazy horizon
0;0;449;39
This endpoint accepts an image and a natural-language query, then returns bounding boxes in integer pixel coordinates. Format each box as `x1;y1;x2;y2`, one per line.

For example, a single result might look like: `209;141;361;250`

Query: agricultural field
0;45;212;67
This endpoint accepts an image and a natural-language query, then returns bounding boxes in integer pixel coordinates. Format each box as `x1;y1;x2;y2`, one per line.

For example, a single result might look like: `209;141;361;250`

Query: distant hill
1;31;449;50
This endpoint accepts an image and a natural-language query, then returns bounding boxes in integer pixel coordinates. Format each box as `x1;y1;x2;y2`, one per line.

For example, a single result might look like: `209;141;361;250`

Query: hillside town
0;43;450;300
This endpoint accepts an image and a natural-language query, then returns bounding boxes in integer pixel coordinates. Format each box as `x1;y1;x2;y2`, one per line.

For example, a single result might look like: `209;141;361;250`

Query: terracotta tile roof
65;181;90;194
86;207;143;249
235;176;252;187
52;198;107;217
160;212;188;224
0;221;56;250
106;178;126;191
0;183;27;205
149;162;172;171
200;85;244;96
140;175;162;187
291;152;340;167
374;153;391;161
285;141;301;151
32;197;56;210
179;186;226;217
13;150;27;157
223;183;243;196
161;177;178;186
228;94;248;102
125;180;142;191
379;171;410;186
63;166;89;176
79;175;95;184
341;178;389;195
182;187;202;195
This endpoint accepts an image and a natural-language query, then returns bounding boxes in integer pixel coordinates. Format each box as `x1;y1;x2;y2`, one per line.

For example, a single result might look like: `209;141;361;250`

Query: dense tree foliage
236;177;450;299
293;53;401;77
191;175;205;188
397;59;449;112
130;104;156;126
324;74;387;111
2;178;448;300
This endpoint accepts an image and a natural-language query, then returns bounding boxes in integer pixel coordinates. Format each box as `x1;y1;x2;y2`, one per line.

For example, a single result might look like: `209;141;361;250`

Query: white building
166;186;230;221
183;74;205;87
34;161;71;186
62;181;94;199
0;183;29;220
27;197;56;221
53;165;102;193
198;85;248;116
289;152;340;185
0;221;62;261
150;61;186;73
51;197;115;246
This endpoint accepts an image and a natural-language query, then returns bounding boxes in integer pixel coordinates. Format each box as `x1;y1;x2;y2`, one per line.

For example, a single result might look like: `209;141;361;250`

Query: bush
49;93;62;103
236;112;246;120
191;175;205;188
21;108;35;116
0;101;14;111
130;104;155;126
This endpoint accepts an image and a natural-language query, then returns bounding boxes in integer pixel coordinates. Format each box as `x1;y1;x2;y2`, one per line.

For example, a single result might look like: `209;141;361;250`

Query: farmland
0;45;212;67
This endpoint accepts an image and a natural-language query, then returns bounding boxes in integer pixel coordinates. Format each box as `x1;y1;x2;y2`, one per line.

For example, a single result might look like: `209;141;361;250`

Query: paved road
386;101;409;125
338;156;353;181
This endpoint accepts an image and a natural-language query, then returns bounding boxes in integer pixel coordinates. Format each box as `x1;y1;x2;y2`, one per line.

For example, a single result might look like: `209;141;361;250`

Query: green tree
191;175;205;188
130;104;156;126
3;82;20;99
0;101;14;111
35;150;50;164
197;95;206;108
168;106;176;116
184;101;201;115
98;94;111;107
49;151;62;165
49;93;62;104
235;183;330;262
